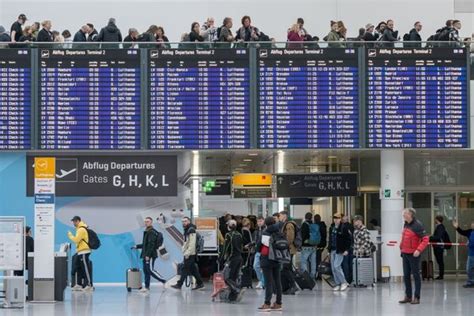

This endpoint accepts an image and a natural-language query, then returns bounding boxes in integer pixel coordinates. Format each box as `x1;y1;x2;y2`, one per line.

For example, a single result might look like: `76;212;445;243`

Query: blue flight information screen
148;49;250;149
367;48;468;148
0;49;31;150
258;48;359;149
39;49;141;149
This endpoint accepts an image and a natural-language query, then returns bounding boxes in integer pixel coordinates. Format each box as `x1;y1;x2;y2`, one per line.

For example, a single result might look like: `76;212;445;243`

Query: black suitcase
294;268;315;290
422;248;434;281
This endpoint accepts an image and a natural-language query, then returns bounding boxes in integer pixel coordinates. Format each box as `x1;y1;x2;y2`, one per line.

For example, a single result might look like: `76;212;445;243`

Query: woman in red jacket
399;208;429;305
287;24;304;49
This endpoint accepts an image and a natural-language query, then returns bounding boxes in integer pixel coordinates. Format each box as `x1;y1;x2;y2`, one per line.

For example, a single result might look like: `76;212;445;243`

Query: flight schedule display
258;48;359;149
39;49;141;149
148;49;250;149
367;48;468;148
0;49;31;150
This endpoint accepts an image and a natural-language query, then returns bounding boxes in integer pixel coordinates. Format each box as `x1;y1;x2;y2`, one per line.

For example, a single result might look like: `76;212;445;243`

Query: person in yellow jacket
68;216;93;292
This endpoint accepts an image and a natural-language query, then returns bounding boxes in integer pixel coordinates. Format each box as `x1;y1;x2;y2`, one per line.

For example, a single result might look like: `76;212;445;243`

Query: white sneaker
71;285;83;291
82;286;94;292
333;285;341;291
340;283;349;291
256;282;264;289
139;288;149;294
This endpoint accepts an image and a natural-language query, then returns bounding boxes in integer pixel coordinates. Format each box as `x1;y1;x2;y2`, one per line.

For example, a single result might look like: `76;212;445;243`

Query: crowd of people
0;14;472;48
30;208;472;311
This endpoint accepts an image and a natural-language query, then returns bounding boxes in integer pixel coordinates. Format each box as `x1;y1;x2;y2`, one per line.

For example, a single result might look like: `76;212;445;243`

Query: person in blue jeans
253;216;266;289
300;212;318;278
453;219;474;288
328;212;352;291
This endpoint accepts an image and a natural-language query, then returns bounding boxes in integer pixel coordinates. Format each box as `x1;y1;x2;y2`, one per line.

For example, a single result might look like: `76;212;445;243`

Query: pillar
380;150;404;277
191;151;200;218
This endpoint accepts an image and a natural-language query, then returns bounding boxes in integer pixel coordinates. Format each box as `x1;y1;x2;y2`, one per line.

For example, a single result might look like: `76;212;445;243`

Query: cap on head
71;215;81;222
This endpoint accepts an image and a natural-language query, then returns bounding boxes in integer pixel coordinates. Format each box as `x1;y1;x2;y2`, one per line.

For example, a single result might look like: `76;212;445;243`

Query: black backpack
442;231;452;250
216;27;222;41
438;27;451;41
403;33;410;41
83;227;101;250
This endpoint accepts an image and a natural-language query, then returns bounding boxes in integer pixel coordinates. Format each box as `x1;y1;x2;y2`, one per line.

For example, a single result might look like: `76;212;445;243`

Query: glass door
458;192;474;272
433;192;457;273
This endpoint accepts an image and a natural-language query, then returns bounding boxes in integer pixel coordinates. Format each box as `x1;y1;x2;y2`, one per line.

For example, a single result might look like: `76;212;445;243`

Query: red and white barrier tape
429;242;467;246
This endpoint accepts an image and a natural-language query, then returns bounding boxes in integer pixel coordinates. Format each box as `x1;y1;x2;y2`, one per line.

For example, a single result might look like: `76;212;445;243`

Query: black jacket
223;230;242;261
0;33;11;42
431;223;447;249
319;221;328;249
18;34;35;42
25;236;34;270
88;29;98;42
405;28;422;48
37;29;53;42
301;220;313;247
137;227;162;259
382;28;398;47
328;223;352;254
189;31;204;42
73;30;87;42
97;22;122;42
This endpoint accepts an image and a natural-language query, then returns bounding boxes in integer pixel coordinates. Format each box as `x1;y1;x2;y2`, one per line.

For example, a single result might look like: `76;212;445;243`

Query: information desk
367;48;468;148
148;49;250;149
258;48;359;149
39;49;141;150
0;49;31;150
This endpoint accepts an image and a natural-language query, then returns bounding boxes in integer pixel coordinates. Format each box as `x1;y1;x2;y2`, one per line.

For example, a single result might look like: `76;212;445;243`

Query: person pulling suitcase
132;217;166;294
353;215;375;287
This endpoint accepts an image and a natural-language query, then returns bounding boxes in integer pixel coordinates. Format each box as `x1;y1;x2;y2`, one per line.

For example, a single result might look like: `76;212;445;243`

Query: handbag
317;255;332;276
157;245;170;260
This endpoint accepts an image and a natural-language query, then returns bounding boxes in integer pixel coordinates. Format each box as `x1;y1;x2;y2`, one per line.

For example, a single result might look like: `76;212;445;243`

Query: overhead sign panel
276;173;358;197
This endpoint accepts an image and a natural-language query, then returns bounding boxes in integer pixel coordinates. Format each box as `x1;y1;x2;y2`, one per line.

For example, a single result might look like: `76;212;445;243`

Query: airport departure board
258;48;359;149
148;49;250;149
367;48;468;148
0;49;31;150
39;49;141;150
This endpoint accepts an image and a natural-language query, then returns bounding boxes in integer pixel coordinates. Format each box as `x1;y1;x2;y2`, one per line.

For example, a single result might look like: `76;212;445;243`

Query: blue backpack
306;222;321;246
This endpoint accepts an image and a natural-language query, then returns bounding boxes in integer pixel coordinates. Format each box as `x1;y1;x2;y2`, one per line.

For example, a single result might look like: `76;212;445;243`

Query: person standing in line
341;215;354;284
257;216;283;312
314;214;327;280
279;210;299;295
300;212;318;279
353;215;372;258
452;219;474;288
10;14;27;43
171;217;204;290
133;217;166;293
253;216;266;289
399;208;429;304
328;212;351;291
68;216;93;292
430;215;448;280
221;219;244;302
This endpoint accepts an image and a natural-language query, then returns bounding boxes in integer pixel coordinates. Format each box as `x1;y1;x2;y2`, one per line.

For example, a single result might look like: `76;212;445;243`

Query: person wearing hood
68;216;93;292
97;18;122;42
171;217;204;290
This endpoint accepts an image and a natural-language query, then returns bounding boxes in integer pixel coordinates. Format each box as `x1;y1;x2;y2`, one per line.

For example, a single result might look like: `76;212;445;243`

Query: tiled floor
3;279;474;315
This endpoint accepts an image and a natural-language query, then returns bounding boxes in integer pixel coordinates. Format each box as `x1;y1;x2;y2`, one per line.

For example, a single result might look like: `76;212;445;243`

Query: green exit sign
204;181;216;188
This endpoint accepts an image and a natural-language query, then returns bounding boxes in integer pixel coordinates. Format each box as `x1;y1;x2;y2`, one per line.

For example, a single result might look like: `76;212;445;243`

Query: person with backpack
279;210;300;295
300;212;319;279
452;218;474;288
253;216;266;289
430;215;450;280
328;212;351;291
68;216;94;292
256;216;283;312
314;214;327;280
132;217;166;293
399;208;429;304
221;219;244;302
171;217;204;290
404;21;422;48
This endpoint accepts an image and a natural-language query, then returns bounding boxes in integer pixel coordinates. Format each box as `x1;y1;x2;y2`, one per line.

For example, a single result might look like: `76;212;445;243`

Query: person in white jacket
171;217;204;290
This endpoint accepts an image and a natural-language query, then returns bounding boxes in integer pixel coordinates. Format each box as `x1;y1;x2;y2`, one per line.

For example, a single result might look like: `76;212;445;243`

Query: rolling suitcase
353;255;374;287
240;264;253;288
422;248;434;281
294;268;316;290
127;249;142;292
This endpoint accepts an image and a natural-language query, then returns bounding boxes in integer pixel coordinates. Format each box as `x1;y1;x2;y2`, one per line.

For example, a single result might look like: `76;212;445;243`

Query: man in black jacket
10;14;27;43
382;19;398;48
405;21;422;48
87;23;98;42
222;219;244;302
431;215;448;280
314;214;327;280
328;212;351;291
73;25;89;42
37;20;53;42
133;217;166;293
97;18;122;43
